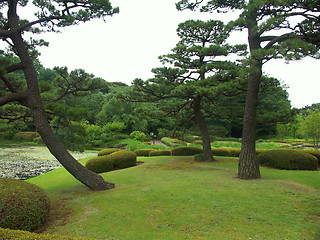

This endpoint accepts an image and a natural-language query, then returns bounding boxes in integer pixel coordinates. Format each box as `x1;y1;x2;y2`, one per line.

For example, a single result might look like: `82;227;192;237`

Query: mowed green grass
28;156;320;240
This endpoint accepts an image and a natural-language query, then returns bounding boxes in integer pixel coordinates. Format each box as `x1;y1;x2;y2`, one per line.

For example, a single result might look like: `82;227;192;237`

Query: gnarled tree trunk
9;12;114;190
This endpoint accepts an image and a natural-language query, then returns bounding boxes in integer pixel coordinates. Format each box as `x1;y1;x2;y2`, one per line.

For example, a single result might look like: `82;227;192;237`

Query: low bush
134;149;154;157
85;150;137;173
0;178;50;231
171;146;203;156
98;148;122;156
212;148;230;157
194;154;206;161
85;155;114;173
161;137;187;147
33;137;44;145
0;228;95;240
13;132;40;142
257;150;318;170
149;150;172;156
296;149;320;165
108;150;137;169
129;131;148;142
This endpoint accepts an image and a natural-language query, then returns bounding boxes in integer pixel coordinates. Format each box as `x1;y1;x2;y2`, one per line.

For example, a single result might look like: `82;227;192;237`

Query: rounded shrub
296;149;320;165
134;148;154;157
194;154;205;161
13;132;40;142
0;178;50;231
257;150;318;170
108;150;137;169
85;156;114;173
227;148;241;157
171;146;203;156
149;150;172;156
129;131;147;142
33;137;44;145
97;148;122;156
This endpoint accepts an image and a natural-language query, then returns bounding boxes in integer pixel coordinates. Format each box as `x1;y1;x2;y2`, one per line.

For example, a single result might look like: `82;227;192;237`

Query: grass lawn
27;156;320;240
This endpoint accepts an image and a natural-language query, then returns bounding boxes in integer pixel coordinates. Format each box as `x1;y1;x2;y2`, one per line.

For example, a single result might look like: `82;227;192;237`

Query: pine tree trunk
10;29;114;191
193;97;215;161
237;21;262;179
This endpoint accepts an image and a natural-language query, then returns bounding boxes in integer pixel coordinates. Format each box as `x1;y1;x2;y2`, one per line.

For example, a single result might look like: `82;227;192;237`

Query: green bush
296;149;320;165
212;148;230;157
134;149;154;156
149;150;172;156
85;155;114;173
257;150;318;170
98;148;122;156
194;154;206;161
227;148;241;157
33;137;44;145
110;150;137;169
13;132;40;142
0;178;50;231
85;150;137;173
0;227;95;240
129;131;147;142
161;137;187;147
171;146;203;156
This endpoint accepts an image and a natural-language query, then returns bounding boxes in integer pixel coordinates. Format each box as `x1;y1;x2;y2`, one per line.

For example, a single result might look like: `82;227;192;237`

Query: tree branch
0;91;28;106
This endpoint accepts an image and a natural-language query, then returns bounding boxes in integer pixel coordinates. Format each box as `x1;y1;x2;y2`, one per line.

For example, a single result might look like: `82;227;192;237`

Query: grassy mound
171;146;203;156
258;150;319;170
0;178;50;231
85;150;137;173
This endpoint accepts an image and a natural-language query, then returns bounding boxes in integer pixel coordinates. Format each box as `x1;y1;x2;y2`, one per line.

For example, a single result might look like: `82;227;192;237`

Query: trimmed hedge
161;137;187;147
97;148;122;156
257;150;318;170
85;150;137;173
171;147;203;156
134;149;154;157
0;178;50;231
212;148;230;157
0;228;95;240
13;132;40;142
149;150;172;156
296;149;320;165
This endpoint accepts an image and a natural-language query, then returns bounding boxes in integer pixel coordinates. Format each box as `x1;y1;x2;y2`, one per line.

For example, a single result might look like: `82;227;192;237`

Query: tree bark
237;18;262;179
8;6;114;190
193;96;215;161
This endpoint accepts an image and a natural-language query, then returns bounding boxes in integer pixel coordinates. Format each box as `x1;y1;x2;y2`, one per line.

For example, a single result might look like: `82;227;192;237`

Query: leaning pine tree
0;1;119;190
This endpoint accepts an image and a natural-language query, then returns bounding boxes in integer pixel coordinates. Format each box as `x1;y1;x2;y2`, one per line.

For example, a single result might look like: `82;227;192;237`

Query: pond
0;145;96;179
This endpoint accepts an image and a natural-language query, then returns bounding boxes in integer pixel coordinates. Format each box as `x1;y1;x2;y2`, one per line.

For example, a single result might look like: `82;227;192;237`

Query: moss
97;148;122;156
257;150;318;170
149;150;172;156
134;149;154;157
0;228;95;240
171;146;203;156
13;132;40;142
0;178;50;231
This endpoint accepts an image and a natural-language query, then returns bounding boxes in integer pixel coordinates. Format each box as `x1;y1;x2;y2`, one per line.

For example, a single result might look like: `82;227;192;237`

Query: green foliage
171;146;203;156
258;150;318;170
295;149;320;165
85;150;137;173
97;148;122;156
194;154;206;161
0;227;95;239
85;155;114;174
13;132;40;142
33;136;44;145
212;148;230;157
129;131;147;142
161;137;187;147
149;150;172;156
134;149;154;157
0;178;50;231
299;109;320;146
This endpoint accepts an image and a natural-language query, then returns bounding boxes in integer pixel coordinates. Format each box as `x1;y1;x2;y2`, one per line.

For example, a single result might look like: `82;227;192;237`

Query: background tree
127;19;246;161
176;0;320;179
0;0;119;190
298;109;320;148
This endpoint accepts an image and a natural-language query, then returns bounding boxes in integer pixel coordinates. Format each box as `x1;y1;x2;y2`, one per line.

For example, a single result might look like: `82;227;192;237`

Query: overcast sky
32;0;319;109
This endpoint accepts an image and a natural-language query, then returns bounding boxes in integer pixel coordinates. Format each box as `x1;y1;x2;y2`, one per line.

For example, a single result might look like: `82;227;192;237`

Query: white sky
30;0;319;109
